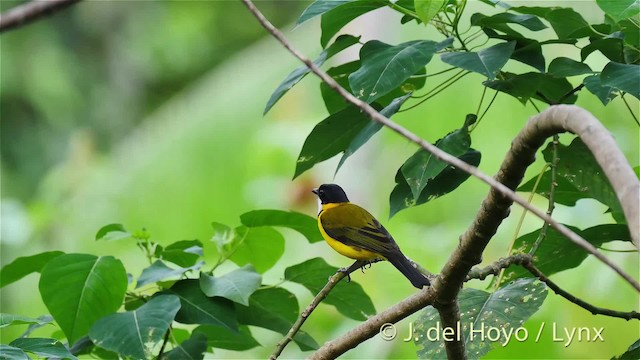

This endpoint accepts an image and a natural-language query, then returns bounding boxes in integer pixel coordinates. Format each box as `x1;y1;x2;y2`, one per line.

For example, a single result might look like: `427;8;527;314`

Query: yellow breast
317;203;381;261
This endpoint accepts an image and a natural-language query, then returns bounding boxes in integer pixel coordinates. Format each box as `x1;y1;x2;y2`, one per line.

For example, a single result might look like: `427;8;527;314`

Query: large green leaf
194;325;260;351
514;7;595;39
320;1;387;47
0;345;29;360
168;279;238;331
9;338;77;360
471;12;547;32
349;38;451;103
400;123;471;201
164;332;207;360
601;62;640;99
581;35;624;63
89;295;180;360
236;287;318;351
547;57;592;77
0;313;51;328
293;105;372;178
479;29;545;72
39;254;127;346
240;209;322;243
297;0;353;25
0;251;64;288
136;260;204;288
284;258;376;321
414;0;446;24
160;240;203;267
199;265;262;306
484;72;576;104
390;150;481;217
227;226;285;273
597;0;640;22
415;279;547;359
263;35;359;114
613;339;640;360
336;93;412;173
500;224;632;285
583;74;617;105
441;41;515;79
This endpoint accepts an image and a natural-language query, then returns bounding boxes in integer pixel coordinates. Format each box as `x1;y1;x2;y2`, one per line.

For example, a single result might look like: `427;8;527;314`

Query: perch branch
241;0;638;291
0;0;81;33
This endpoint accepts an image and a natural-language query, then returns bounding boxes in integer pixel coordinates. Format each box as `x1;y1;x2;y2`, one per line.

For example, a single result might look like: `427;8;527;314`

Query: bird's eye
319;190;324;195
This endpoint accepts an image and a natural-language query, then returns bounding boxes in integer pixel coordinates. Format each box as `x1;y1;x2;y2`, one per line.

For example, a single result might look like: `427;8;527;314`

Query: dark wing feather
320;204;399;256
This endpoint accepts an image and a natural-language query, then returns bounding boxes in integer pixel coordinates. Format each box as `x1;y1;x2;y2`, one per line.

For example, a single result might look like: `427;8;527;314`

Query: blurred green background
1;0;638;359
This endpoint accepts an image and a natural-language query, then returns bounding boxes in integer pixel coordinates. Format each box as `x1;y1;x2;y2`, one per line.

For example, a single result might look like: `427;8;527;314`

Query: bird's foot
338;267;352;282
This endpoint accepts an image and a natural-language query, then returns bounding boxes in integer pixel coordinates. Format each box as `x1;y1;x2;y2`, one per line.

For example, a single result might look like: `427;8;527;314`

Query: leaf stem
470;90;499;132
387;1;419;20
621;93;640;127
529;135;559;255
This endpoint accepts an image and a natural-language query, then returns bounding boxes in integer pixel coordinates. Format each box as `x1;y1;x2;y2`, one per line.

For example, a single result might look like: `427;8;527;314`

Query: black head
312;184;350;204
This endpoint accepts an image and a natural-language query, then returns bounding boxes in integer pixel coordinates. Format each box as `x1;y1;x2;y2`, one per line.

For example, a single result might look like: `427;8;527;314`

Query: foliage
1;0;638;359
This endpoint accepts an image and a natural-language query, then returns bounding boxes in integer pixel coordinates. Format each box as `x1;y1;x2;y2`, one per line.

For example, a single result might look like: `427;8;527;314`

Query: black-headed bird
312;184;430;289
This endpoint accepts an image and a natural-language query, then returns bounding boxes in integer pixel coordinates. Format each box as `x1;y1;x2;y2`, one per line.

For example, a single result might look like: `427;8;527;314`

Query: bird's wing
320;203;399;255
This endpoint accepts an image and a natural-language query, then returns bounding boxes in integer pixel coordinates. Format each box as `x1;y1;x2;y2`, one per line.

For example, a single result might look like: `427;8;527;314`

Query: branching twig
241;0;639;291
0;0;81;33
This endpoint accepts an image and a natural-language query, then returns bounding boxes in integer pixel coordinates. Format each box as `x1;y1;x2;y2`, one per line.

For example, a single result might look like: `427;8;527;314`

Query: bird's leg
360;258;384;273
338;260;368;282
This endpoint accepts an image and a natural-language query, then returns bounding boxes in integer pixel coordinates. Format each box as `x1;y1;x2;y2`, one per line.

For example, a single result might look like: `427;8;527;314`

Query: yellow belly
317;213;380;261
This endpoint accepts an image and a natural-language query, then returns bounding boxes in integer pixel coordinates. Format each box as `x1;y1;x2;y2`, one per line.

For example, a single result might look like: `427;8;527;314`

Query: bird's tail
387;254;430;289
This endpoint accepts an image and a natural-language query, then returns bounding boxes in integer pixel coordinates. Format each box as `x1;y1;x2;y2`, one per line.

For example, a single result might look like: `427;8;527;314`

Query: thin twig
530;135;559;255
469;89;499;132
0;0;81;33
157;326;172;360
402;71;470;111
557;84;585;104
621;93;640;127
519;260;640;320
241;0;639;290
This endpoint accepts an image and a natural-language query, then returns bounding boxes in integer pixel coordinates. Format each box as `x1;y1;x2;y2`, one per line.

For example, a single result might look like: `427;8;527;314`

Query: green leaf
168;279;238;331
601;62;640;99
320;61;360;113
414;0;446;24
511;6;603;39
583;74;617;105
293;105;372;178
297;0;353;25
164;332;207;360
401;124;471;201
236;287;318;351
546;138;623;214
581;35;624;63
336;93;412;173
484;72;576;104
89;295;180;360
415;279;547;359
0;313;51;328
284;258;376;321
597;0;640;23
441;41;515;79
264;34;359;114
471;12;547;32
0;251;64;288
161;240;203;267
227;226;285;273
320;1;386;47
349;38;450;103
501;224;631;285
95;223;131;241
136;260;204;288
240;209;322;243
199;265;262;306
194;325;260;351
613;339;640;360
0;345;29;360
390;150;481;217
9;338;77;360
547;57;592;77
39;254;128;346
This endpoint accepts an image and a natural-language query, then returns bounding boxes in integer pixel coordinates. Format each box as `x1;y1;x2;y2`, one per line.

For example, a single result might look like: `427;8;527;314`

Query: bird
312;183;430;289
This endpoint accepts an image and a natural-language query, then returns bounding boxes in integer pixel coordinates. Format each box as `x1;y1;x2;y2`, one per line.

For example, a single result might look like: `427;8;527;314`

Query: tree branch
240;0;638;292
0;0;81;33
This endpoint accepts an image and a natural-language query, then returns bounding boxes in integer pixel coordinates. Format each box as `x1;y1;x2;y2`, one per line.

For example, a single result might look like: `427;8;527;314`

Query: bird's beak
311;188;319;195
